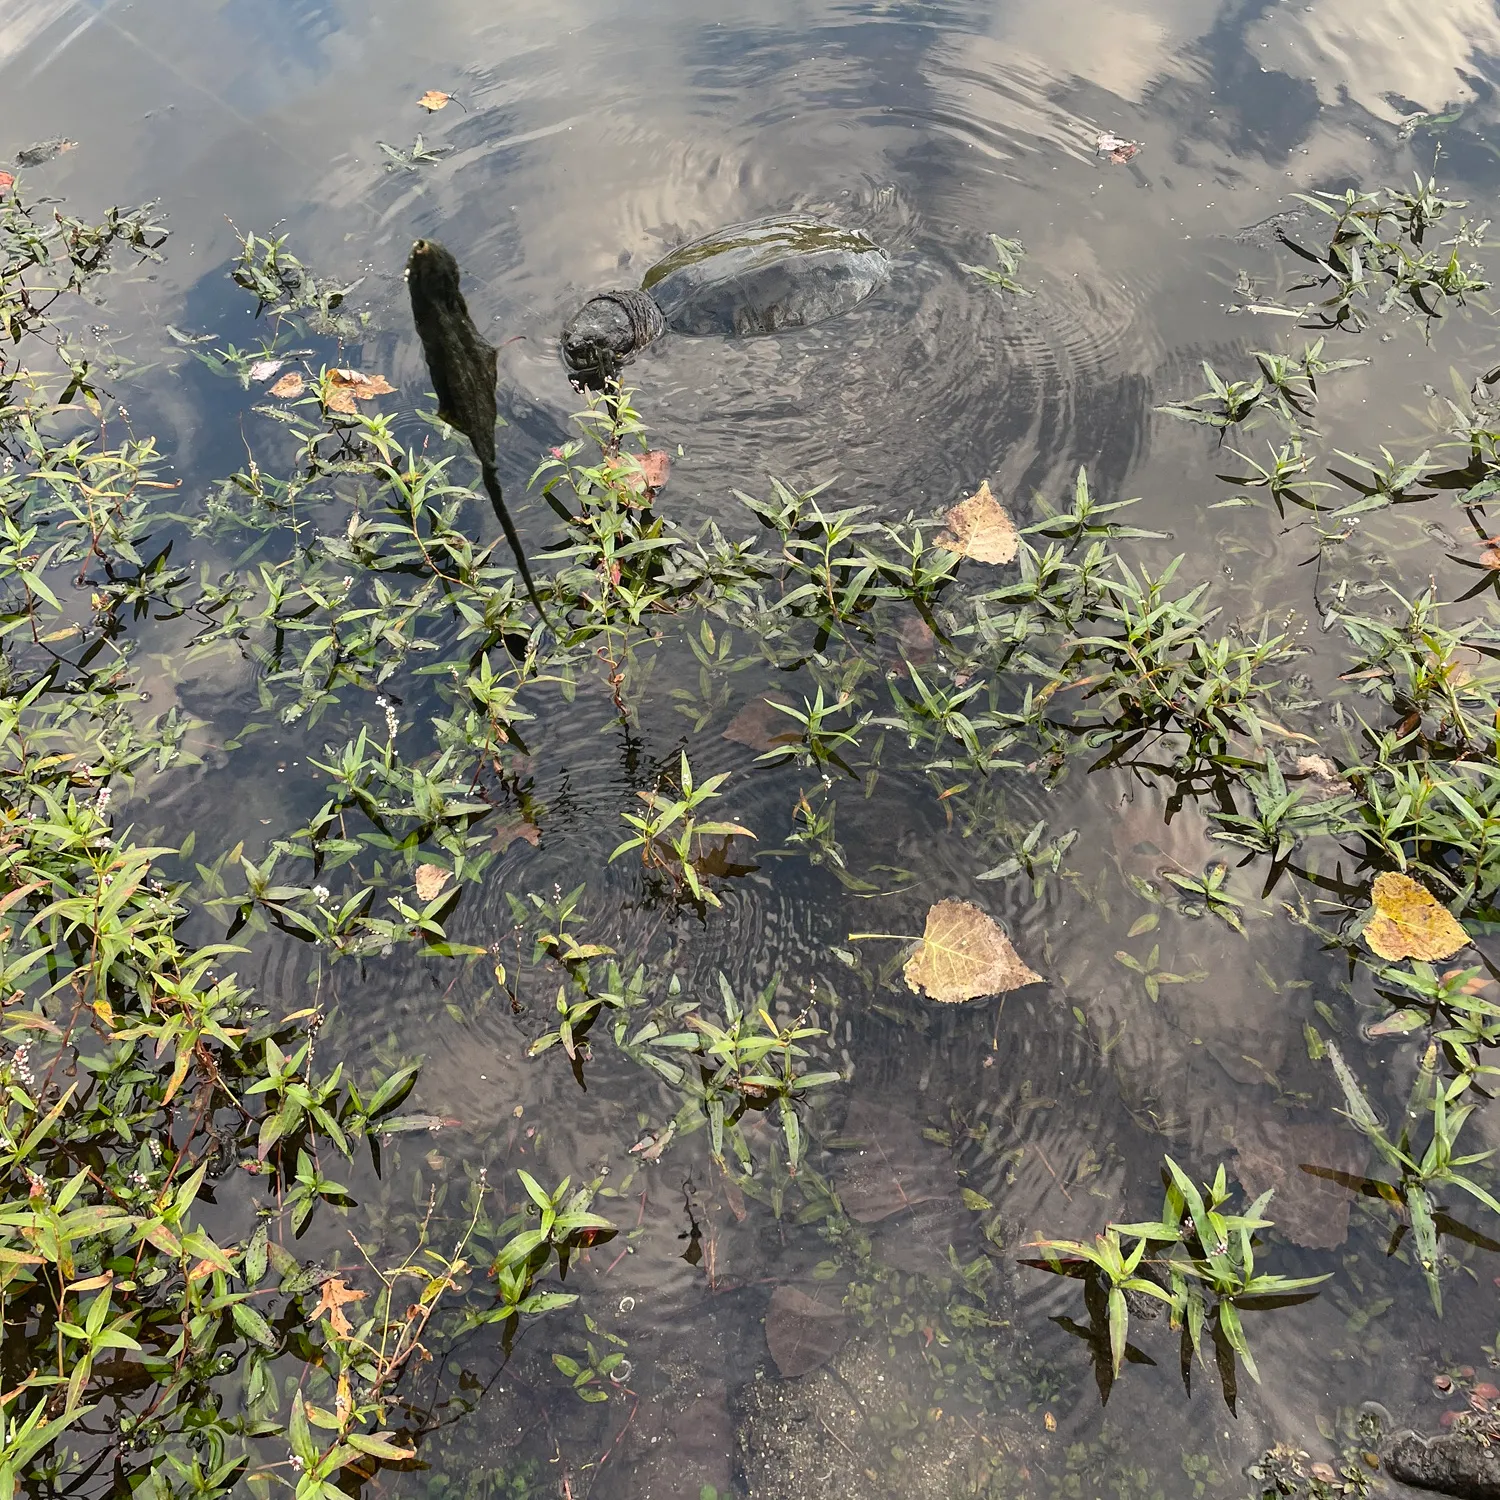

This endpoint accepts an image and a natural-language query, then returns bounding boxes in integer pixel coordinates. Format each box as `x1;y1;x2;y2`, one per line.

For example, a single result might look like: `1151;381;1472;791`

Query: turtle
560;214;890;383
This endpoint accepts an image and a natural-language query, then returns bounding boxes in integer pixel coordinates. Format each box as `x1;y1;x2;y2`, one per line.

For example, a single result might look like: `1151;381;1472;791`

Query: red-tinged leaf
160;1047;191;1106
0;879;45;915
142;1221;182;1257
0;172;14;193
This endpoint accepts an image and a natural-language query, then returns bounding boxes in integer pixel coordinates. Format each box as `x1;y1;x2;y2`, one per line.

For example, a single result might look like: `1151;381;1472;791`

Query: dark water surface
9;0;1500;1493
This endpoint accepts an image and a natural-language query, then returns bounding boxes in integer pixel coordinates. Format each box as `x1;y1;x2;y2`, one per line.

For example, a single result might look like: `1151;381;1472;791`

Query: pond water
7;0;1500;1495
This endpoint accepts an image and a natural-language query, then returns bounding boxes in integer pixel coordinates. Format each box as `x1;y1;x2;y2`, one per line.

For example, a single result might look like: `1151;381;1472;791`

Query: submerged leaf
904;899;1044;1003
1363;872;1468;962
1232;1120;1365;1250
268;372;305;398
765;1285;849;1377
938;481;1019;565
722;696;798;751
833;1097;953;1223
414;864;451;902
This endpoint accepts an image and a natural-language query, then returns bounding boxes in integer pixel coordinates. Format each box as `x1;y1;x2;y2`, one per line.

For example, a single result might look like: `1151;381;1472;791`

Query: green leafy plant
1028;1156;1328;1400
610;752;755;906
960;234;1030;296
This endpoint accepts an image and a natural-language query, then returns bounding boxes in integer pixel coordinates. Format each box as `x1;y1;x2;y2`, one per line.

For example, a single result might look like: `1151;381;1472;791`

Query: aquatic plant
1028;1157;1329;1400
8;149;1500;1497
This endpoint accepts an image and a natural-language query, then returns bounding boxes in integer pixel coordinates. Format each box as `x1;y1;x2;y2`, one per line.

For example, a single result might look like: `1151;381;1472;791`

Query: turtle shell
641;215;889;337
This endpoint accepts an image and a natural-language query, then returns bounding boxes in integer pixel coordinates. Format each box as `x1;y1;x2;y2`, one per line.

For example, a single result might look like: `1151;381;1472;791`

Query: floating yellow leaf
1363;871;1468;962
938;481;1019;565
418;90;454;111
414;864;451;902
904;899;1044;1003
323;368;397;415
268;371;304;399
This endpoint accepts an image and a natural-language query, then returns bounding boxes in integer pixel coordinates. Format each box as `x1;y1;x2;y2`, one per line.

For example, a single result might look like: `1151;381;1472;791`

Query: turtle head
561;295;637;384
561;290;666;387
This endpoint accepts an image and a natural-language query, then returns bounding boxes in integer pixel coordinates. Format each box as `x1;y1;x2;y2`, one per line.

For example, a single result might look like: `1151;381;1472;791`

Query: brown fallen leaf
418;90;454;111
1363;871;1468;963
0;172;13;194
309;1276;366;1336
1481;547;1500;570
323;369;397;415
722;695;799;751
765;1285;849;1377
268;372;305;399
413;864;451;902
904;899;1044;1003
938;481;1019;565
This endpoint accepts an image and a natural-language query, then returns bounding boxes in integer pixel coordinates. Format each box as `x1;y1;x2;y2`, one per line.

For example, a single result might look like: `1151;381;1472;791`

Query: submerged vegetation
4;156;1500;1497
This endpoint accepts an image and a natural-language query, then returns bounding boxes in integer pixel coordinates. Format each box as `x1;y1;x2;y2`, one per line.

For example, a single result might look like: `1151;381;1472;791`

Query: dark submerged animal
561;214;889;384
406;238;549;620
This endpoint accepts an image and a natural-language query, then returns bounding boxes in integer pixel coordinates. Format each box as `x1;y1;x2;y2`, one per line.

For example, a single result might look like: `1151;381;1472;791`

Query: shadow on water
11;0;1500;1491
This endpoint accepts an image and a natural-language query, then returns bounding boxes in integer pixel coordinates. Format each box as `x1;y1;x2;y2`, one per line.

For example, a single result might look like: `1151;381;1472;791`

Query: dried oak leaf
938;481;1019;565
418;90;454;111
269;372;305;398
414;864;451;902
323;368;396;414
1363;871;1468;962
765;1285;849;1377
904;899;1044;1003
309;1276;366;1336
